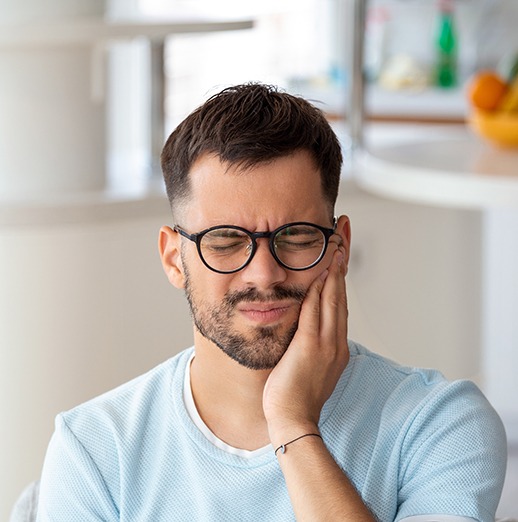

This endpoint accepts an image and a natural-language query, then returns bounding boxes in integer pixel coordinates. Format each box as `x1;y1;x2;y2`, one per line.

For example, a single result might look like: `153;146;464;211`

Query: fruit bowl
469;109;518;148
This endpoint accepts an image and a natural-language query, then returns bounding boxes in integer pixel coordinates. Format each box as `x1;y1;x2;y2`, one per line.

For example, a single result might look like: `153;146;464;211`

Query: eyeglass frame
173;218;338;274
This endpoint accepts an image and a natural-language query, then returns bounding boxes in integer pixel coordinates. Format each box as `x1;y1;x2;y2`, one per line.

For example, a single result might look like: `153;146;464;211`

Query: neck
189;331;272;450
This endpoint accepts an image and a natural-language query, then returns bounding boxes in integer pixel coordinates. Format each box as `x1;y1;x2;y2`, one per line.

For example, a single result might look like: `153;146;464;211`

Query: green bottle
435;0;457;88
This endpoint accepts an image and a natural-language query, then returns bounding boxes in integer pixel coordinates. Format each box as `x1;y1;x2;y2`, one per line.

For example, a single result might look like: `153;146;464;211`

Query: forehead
183;151;329;228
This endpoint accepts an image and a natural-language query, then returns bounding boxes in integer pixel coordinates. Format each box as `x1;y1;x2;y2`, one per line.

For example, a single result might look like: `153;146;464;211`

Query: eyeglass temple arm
173;226;197;242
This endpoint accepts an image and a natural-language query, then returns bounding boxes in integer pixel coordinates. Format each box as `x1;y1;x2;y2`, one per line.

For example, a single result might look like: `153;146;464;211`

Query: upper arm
395;381;507;522
37;414;119;522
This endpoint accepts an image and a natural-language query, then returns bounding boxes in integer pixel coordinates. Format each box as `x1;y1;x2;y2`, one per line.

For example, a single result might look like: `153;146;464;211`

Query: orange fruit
466;71;508;111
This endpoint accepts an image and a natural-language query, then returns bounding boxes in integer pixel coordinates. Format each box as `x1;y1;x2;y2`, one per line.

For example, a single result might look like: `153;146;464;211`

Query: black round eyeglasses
174;218;337;274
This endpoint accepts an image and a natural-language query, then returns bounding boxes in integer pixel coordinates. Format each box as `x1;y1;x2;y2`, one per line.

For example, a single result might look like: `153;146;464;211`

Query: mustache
224;285;307;308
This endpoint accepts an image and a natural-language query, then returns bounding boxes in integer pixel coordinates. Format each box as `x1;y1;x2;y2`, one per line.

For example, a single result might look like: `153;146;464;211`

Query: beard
183;263;306;370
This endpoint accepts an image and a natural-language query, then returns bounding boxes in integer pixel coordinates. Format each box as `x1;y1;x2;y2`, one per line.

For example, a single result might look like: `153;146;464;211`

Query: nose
240;238;287;289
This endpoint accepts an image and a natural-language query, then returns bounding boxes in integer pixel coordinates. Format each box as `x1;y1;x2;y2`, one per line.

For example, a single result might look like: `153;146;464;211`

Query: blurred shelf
0;185;170;227
0;16;254;48
291;82;467;123
366;85;467;123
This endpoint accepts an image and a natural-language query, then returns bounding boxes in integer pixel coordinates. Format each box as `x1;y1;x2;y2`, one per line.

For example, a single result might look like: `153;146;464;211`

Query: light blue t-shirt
37;342;507;521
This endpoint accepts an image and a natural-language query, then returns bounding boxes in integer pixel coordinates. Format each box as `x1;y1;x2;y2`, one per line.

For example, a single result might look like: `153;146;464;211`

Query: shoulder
332;341;454;421
345;341;497;414
333;342;507;520
347;341;447;389
58;347;193;445
39;349;194;517
336;341;506;458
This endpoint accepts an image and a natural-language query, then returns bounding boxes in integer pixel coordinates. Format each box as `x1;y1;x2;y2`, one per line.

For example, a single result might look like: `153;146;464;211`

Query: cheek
284;271;319;298
207;281;232;304
186;265;234;304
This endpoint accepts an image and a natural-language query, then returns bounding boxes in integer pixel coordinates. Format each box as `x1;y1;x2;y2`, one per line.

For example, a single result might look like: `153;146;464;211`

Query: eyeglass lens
200;229;251;272
199;225;327;273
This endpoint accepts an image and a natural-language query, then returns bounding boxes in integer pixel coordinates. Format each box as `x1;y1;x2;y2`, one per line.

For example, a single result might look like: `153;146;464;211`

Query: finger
337;275;348;348
294;269;328;338
329;234;344;249
319;249;347;350
319;250;341;339
336;246;348;342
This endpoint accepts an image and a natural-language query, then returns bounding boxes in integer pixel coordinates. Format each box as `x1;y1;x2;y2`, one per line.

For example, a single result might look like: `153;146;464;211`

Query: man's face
165;150;342;370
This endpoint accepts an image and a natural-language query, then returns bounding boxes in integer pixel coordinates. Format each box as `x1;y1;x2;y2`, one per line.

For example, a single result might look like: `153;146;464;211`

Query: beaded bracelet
274;433;322;456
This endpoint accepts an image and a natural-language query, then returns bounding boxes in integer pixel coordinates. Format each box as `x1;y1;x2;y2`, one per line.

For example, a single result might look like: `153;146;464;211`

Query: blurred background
1;0;517;518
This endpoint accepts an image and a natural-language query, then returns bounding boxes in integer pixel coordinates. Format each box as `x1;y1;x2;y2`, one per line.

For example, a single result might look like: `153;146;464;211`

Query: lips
237;302;293;325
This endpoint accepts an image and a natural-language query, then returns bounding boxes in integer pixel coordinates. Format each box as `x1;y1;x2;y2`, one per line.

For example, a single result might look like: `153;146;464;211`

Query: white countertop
352;123;518;209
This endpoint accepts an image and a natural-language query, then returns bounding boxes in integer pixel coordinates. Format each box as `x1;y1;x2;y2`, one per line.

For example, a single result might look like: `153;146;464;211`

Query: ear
336;215;352;275
158;226;186;289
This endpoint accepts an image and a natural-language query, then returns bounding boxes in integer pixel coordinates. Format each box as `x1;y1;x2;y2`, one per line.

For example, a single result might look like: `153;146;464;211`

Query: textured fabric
401;515;476;522
37;342;507;522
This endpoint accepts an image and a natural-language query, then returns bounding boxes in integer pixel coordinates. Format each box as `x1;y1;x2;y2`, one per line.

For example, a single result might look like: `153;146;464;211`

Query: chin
216;320;298;371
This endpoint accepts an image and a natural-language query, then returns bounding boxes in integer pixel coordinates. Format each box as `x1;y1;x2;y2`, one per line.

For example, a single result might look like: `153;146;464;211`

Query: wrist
274;432;323;456
267;420;320;449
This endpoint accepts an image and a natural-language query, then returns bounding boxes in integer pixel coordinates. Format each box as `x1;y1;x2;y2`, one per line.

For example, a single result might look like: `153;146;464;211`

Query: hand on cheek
263;248;349;444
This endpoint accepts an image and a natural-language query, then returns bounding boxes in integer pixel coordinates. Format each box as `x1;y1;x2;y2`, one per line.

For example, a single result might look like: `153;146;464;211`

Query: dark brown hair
161;83;342;215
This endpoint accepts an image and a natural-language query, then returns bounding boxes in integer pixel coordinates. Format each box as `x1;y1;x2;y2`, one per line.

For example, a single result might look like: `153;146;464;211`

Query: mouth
237;301;295;325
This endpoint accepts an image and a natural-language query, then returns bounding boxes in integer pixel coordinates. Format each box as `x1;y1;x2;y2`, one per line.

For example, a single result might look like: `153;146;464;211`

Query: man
37;83;506;521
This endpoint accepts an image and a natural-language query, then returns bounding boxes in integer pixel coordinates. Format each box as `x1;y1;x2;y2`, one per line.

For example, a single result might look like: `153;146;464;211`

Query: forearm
263;245;371;519
273;429;376;521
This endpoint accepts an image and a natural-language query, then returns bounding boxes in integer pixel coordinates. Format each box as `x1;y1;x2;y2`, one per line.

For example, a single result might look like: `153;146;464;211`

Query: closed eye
275;239;322;250
205;242;246;252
